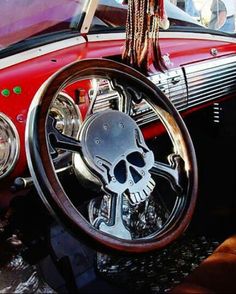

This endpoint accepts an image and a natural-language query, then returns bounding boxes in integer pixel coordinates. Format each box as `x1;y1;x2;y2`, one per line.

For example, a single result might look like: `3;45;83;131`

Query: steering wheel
26;59;197;253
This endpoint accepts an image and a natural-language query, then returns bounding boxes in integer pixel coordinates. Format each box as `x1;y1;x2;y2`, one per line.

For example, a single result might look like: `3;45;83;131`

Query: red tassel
122;0;167;72
159;0;164;19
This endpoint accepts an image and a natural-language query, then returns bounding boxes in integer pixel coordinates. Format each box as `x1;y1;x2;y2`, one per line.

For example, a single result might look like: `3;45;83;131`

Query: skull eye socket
129;166;142;183
127;152;145;167
114;160;127;183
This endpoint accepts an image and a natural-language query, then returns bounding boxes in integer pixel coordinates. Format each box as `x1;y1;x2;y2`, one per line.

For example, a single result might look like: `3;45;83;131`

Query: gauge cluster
0;113;20;179
50;92;81;139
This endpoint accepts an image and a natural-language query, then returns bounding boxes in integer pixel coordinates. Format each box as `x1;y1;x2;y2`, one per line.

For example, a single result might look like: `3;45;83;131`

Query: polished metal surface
185;55;236;108
88;56;236;128
73;78;193;241
50;92;81;139
88;78;123;113
75;110;155;200
89;71;187;127
149;68;187;111
0;113;20;179
26;58;196;251
74;109;156;239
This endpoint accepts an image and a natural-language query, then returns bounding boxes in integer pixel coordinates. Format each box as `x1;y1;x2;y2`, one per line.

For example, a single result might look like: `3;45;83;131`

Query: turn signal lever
11;165;73;192
11;177;33;191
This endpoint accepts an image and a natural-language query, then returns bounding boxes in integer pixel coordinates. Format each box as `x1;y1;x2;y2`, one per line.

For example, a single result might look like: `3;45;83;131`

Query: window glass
92;0;236;34
169;0;236;33
0;0;87;50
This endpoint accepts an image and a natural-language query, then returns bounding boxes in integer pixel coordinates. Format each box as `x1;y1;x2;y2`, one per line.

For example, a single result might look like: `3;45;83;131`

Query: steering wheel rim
26;58;198;253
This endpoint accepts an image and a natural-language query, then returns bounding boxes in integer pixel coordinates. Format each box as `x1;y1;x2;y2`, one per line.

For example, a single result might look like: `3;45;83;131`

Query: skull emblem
78;110;155;205
95;131;155;205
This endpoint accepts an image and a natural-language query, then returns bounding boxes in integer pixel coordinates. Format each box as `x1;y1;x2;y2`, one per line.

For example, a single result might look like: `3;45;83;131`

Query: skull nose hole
114;160;127;183
130;166;142;183
127;152;145;167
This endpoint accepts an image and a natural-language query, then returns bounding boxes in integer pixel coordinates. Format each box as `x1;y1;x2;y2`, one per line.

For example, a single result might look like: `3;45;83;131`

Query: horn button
74;110;155;205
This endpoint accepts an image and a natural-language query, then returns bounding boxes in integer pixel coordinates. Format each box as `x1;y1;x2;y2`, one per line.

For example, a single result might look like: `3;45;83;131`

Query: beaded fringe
122;0;165;72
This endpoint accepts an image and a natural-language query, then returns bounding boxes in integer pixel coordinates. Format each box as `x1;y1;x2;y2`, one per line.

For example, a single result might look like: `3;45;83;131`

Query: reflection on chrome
0;113;20;179
50;92;81;139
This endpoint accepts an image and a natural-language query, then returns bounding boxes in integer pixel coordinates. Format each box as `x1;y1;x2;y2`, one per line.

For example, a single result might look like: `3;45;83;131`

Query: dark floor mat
96;234;220;293
0;205;222;293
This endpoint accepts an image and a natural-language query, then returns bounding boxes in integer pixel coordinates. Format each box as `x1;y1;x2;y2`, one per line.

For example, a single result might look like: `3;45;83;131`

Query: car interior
0;0;236;293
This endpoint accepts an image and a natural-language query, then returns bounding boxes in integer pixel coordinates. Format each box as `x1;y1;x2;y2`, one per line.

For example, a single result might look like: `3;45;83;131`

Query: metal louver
185;55;236;108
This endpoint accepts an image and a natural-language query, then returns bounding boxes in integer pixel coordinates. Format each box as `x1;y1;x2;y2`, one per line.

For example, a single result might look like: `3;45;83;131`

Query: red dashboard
1;34;236;186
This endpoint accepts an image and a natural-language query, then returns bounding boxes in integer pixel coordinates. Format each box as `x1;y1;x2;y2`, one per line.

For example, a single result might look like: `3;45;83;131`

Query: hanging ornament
122;0;169;72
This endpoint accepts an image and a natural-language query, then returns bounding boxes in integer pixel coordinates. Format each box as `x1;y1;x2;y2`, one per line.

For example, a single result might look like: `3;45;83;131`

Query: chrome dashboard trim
87;33;126;42
90;69;187;127
87;32;236;44
185;55;236;108
89;55;236;126
0;112;20;180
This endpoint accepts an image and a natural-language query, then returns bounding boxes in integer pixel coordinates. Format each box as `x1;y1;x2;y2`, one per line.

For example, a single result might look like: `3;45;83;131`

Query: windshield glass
92;0;236;35
1;0;235;52
0;0;88;51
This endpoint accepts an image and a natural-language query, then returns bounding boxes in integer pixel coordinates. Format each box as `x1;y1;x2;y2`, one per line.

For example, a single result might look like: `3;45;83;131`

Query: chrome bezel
50;92;82;139
0;112;20;180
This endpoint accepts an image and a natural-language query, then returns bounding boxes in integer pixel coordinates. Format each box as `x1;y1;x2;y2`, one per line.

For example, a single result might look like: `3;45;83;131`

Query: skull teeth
143;187;150;196
139;191;146;201
125;178;156;206
130;193;137;204
147;179;155;191
149;178;156;188
128;192;144;205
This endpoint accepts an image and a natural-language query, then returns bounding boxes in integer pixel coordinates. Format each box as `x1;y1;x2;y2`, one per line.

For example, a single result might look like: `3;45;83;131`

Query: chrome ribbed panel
129;69;187;126
185;55;236;108
131;107;157;126
92;92;121;112
134;69;187;126
150;69;187;111
89;79;122;113
90;71;187;126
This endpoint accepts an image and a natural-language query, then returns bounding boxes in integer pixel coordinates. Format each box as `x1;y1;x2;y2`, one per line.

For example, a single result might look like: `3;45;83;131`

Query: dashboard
1;32;236;201
52;54;236;129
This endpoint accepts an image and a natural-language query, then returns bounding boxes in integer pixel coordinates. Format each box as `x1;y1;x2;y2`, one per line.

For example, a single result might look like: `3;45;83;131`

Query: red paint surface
0;33;236;193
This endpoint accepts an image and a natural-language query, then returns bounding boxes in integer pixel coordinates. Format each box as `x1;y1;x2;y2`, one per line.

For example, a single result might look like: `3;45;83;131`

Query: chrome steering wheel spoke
47;115;82;157
151;154;186;195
